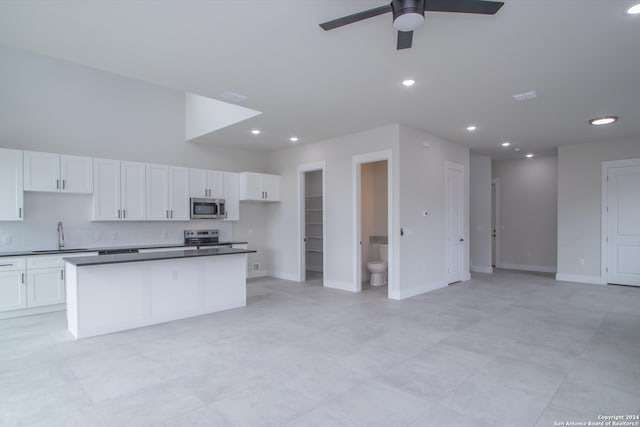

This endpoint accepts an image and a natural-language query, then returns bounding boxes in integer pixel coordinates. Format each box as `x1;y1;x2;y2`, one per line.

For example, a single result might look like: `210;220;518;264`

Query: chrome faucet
57;221;65;250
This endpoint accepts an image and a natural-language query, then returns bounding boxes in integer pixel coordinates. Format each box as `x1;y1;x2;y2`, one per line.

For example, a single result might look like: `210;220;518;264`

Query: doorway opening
445;161;466;284
353;150;393;297
298;162;326;285
491;178;500;268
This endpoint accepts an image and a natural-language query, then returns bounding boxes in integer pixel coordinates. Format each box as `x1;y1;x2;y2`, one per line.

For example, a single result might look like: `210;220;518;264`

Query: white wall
264;124;400;288
557;137;640;283
397;126;470;298
0;46;269;268
360;160;388;280
492;155;557;273
469;154;492;273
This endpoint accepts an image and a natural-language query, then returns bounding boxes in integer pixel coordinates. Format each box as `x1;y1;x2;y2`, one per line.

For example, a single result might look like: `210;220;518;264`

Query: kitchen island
63;247;255;339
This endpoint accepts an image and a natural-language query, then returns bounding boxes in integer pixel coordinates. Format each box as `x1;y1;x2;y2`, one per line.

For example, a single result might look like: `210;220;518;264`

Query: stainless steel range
184;229;220;247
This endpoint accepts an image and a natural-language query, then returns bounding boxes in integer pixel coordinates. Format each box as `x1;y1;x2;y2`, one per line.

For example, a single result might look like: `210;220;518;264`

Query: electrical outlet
252;263;260;271
579;258;585;265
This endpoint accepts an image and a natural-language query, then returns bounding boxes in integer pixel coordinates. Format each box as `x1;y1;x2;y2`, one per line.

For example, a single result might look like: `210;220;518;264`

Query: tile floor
1;270;639;426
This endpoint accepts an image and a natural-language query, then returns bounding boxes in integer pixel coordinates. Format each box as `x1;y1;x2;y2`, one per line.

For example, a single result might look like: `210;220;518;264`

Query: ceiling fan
319;0;504;50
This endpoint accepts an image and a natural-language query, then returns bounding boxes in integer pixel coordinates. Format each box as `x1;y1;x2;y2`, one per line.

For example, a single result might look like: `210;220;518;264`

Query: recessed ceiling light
589;116;618;126
290;137;299;142
501;141;511;147
402;79;416;87
251;129;260;135
526;153;534;158
628;4;640;14
466;125;477;132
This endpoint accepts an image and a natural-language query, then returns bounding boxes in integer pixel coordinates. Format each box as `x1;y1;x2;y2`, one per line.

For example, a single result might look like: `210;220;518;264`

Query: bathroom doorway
352;150;393;297
297;161;326;285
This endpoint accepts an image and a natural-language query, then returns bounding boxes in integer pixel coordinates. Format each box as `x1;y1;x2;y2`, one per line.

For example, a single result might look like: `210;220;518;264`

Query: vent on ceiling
220;91;248;103
513;91;537;102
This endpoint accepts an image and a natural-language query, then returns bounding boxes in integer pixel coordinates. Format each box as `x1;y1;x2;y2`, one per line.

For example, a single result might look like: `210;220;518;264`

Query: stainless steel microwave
190;198;226;219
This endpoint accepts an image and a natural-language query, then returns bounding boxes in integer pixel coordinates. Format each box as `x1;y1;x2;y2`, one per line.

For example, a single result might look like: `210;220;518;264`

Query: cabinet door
0;148;24;221
121;161;146;221
146;164;169;221
0;270;26;312
169;167;190;220
207;171;225;199
223;172;240;221
60;155;93;194
189;169;208;198
27;268;65;307
262;174;281;201
24;151;60;192
239;172;263;200
92;158;121;221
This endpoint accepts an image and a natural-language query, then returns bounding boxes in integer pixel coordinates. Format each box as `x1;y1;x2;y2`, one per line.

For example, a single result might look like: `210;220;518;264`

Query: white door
92;158;121;221
121;161;146;221
223;172;240;221
0;148;24;221
27;268;65;307
607;164;640;286
23;151;60;192
169;167;190;220
0;270;26;312
146;164;169;220
446;163;465;284
60;155;93;194
189;169;208;198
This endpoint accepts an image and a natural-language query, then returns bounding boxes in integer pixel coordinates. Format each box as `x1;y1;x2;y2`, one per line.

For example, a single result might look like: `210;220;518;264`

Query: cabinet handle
118;209;121;218
0;263;13;267
170;210;173;219
19;207;22;218
123;209;126;219
56;179;60;190
21;273;24;284
62;179;66;190
166;210;169;219
60;269;64;280
265;191;268;199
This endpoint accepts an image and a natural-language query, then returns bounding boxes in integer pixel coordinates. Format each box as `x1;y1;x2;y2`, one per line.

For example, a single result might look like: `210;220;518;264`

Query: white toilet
367;243;388;286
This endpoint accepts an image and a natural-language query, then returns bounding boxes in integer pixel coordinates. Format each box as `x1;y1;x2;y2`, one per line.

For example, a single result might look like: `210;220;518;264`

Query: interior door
446;163;465;284
607;164;640;286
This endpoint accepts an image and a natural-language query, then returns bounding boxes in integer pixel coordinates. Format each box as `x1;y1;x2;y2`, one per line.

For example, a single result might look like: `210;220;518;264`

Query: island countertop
63;247;256;267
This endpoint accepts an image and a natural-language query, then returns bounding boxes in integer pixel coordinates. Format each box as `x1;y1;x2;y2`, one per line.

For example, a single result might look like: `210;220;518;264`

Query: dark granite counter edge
0;242;249;258
63;248;257;267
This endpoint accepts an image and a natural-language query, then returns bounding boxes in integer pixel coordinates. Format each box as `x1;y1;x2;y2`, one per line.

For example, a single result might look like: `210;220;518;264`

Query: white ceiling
0;0;638;158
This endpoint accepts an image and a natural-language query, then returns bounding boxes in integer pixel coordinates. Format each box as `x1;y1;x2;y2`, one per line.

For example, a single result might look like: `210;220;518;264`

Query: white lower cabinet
26;267;64;307
0;258;27;312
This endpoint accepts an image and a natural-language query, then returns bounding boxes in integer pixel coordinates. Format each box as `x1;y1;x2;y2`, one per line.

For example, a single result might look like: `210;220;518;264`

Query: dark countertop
63;247;257;267
0;242;248;258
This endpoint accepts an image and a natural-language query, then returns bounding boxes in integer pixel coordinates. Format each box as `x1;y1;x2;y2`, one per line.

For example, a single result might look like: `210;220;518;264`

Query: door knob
459;238;464;242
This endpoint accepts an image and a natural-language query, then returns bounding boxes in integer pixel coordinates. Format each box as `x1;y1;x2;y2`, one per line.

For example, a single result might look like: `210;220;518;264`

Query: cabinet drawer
0;257;26;271
27;255;64;269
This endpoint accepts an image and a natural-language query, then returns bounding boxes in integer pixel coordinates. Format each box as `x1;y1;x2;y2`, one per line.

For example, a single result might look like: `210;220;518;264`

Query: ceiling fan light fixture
392;0;425;31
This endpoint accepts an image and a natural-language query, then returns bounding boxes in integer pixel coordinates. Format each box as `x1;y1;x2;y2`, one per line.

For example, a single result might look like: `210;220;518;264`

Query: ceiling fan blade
424;0;504;15
397;31;413;50
319;4;392;31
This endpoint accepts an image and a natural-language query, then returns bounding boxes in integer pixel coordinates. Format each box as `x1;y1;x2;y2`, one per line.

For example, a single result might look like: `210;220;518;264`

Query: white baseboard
324;280;356;292
268;270;299;282
389;281;448;300
0;303;66;320
247;269;269;279
471;265;493;274
555;274;606;285
496;263;556;273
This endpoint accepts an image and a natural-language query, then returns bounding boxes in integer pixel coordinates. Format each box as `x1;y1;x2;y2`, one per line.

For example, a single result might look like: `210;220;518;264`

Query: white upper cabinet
61;155;93;193
239;172;281;202
223;172;240;221
120;161;146;221
146;164;189;221
168;167;190;221
24;151;92;193
0;148;24;221
190;169;224;199
92;159;145;221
